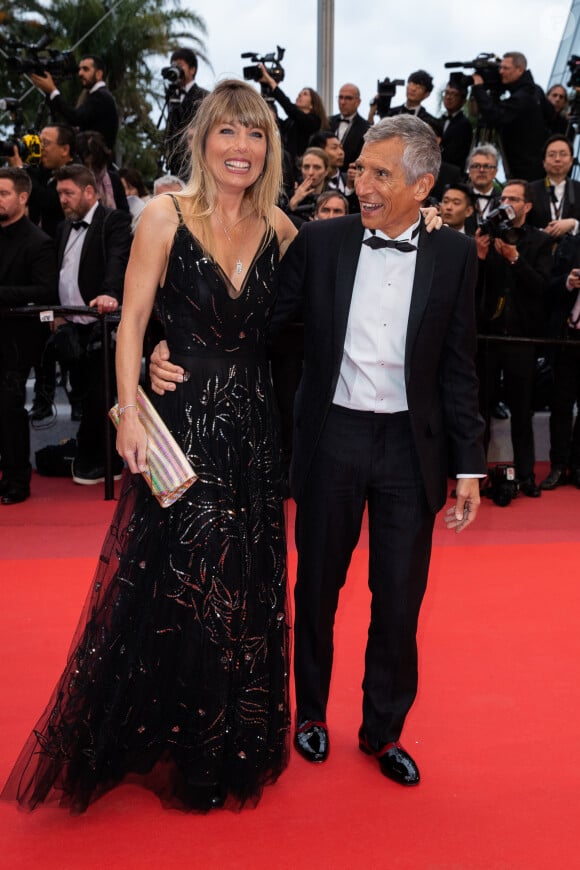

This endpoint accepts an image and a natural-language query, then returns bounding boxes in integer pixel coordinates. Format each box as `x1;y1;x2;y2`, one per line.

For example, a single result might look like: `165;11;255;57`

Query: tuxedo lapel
405;223;435;380
333;219;364;372
57;224;72;267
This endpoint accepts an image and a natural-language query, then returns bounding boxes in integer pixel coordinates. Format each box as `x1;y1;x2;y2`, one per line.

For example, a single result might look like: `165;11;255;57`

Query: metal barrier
2;304;121;500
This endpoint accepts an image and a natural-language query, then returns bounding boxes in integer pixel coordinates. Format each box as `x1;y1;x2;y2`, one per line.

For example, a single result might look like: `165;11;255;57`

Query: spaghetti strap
168;194;185;226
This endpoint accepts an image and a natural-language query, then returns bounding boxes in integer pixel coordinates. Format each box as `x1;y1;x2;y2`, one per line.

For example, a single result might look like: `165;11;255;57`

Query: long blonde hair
178;80;282;232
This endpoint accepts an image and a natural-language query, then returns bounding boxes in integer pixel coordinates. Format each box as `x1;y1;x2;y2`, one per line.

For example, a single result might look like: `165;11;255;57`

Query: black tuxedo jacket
440;111;473;171
0;215;57;351
275;216;486;510
476;223;552;337
56;204;132;304
166;83;209;177
329;112;370;171
527;177;580;229
50;87;119;150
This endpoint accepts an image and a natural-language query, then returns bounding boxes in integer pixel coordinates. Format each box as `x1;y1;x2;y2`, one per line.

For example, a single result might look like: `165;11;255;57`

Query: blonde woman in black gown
2;80;297;814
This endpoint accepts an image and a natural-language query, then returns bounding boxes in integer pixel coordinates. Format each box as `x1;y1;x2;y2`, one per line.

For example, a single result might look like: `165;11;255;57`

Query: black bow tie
340;116;351;123
363;226;419;253
71;220;89;231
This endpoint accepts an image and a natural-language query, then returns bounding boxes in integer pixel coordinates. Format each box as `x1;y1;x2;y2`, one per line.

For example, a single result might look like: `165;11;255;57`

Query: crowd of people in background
2;46;580;504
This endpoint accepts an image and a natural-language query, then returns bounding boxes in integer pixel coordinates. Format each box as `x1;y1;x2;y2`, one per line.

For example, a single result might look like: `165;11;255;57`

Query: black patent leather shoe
294;719;329;763
540;467;568;490
1;486;30;505
358;728;420;786
519;476;541;498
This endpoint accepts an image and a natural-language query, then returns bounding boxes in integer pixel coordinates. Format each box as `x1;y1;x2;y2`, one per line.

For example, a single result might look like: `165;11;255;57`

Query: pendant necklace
214;211;250;275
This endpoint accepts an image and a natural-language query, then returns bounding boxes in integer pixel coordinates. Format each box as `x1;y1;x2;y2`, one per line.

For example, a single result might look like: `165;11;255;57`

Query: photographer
258;65;329;175
31;55;119;151
475;180;553;496
471;52;552;181
164;49;209;178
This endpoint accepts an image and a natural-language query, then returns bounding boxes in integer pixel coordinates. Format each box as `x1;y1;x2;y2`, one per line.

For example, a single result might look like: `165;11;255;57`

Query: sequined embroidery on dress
1;222;290;814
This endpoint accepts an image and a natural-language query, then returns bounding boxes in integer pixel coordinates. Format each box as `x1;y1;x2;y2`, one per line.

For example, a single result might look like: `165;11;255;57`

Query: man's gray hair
467;143;499;167
363;115;441;184
153;174;186;194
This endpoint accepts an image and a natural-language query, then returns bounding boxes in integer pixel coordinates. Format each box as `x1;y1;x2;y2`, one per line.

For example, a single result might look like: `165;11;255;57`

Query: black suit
476;223;553;480
329;112;370;171
165;82;209;178
275;216;486;744
49;86;119;150
527;177;580;229
0;217;57;490
439;111;473;171
389;104;440;135
55;204;132;466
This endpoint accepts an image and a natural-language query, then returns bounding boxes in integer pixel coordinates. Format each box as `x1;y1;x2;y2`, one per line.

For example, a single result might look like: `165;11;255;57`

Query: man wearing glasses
475;180;552;496
465;144;503;233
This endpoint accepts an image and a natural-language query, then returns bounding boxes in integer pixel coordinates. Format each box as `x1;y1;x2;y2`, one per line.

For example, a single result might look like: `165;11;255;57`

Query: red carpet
1;469;580;869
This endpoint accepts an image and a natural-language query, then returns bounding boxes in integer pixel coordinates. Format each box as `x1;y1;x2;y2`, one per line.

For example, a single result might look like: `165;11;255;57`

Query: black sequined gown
2;219;290;814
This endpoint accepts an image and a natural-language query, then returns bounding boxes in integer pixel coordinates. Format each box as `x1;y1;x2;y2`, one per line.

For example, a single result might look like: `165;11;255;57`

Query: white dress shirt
333;219;420;412
59;201;99;324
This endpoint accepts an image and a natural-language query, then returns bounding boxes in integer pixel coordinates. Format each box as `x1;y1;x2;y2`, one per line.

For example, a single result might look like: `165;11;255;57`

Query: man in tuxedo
439;81;473;172
53;164;132;484
0;168;57;504
329;83;370;172
31;55;119;151
465;144;503;235
164;48;209;179
387;70;439;134
150;115;486;786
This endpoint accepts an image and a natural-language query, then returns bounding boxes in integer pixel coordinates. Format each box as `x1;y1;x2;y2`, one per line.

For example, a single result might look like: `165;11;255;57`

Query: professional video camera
161;65;184;86
479;203;518;244
0;98;41;164
482;464;518;507
372;77;405;119
241;46;285;99
445;53;503;99
4;33;76;78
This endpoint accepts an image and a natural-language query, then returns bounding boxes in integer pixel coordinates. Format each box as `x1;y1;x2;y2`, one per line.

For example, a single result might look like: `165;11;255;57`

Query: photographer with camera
471;52;552;181
475;179;553;497
163;49;209;179
30;55;119;151
258;65;329;177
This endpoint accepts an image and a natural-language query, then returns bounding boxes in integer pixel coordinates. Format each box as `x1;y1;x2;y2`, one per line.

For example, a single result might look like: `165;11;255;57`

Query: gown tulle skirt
1;352;291;814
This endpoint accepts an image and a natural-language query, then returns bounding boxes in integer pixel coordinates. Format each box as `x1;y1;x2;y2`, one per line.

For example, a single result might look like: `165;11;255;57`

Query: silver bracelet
118;402;138;416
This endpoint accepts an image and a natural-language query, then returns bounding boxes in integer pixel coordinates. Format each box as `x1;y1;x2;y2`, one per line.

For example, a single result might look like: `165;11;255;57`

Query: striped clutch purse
109;386;197;508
